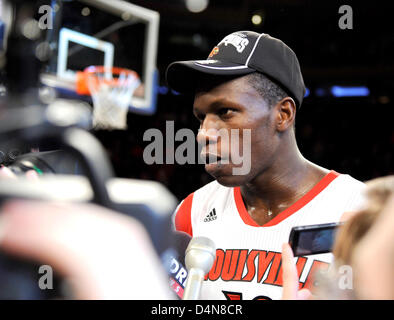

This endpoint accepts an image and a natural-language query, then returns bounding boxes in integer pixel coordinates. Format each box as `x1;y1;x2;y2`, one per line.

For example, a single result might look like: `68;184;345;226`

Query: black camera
0;112;177;299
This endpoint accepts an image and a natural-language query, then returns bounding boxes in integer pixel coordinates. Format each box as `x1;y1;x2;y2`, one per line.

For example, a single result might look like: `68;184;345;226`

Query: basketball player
166;31;366;300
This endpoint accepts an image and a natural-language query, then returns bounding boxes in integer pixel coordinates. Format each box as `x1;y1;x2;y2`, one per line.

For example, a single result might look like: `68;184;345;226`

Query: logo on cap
208;46;219;58
218;33;249;53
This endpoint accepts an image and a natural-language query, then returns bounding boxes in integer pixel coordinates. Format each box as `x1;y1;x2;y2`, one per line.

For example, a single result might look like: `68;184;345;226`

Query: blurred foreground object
281;175;394;300
0;0;172;299
0;105;177;255
351;192;394;299
316;175;394;299
0;105;176;299
0;200;173;299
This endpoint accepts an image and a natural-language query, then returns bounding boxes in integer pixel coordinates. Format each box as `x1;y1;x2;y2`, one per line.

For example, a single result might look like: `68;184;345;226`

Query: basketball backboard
40;0;159;115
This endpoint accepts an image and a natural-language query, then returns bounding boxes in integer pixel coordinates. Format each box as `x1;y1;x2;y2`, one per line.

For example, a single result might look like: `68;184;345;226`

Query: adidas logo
204;208;217;222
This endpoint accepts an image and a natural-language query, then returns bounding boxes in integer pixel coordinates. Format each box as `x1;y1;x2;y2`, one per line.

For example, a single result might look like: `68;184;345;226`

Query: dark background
93;0;394;201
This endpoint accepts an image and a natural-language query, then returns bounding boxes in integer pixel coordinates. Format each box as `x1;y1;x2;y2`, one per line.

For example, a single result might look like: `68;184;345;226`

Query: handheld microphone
183;236;216;300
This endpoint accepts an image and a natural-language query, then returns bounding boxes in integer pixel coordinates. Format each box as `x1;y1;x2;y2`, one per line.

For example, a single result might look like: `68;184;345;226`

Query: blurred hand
0;200;173;300
0;166;17;179
0;166;39;180
352;194;394;300
281;243;312;300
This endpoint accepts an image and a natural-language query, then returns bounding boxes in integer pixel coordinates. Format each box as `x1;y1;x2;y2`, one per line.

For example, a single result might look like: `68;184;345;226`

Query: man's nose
196;117;220;146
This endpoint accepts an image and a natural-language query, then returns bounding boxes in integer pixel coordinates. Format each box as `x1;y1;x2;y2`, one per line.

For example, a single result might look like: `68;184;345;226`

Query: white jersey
174;170;366;300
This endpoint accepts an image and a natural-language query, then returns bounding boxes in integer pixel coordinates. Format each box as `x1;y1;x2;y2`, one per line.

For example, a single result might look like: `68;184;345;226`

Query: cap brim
166;60;255;93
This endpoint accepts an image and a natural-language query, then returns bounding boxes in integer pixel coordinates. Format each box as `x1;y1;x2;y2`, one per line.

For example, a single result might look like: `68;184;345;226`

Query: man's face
193;75;280;187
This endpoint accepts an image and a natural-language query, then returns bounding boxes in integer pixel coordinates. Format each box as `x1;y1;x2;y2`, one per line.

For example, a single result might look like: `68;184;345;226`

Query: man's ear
275;97;296;132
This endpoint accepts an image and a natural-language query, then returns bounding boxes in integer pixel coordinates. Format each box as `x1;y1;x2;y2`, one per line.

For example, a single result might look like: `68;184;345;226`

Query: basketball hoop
77;66;140;130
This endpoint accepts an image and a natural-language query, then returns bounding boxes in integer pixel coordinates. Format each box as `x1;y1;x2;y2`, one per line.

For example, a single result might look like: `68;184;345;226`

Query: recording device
289;222;343;256
0;106;177;299
183;236;216;300
1;150;83;176
0;122;177;255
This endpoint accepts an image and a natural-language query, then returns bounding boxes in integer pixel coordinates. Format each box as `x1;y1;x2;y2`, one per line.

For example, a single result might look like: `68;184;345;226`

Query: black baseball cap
166;31;306;108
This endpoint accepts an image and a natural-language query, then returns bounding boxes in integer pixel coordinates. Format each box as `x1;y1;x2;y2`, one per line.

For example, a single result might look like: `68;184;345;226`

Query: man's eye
217;108;234;117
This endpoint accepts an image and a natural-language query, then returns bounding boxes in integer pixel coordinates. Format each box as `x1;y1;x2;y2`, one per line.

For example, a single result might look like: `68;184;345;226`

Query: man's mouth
201;153;226;164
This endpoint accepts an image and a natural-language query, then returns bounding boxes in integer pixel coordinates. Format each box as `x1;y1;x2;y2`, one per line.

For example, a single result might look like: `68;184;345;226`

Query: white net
87;68;140;130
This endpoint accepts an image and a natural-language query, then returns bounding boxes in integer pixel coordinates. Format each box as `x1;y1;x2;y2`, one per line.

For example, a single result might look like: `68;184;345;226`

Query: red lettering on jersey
223;291;242;300
241;250;260;281
253;295;272;300
233;249;248;281
174;193;194;237
262;252;282;285
273;261;283;286
222;250;240;281
208;249;225;281
302;260;330;290
296;256;308;289
223;291;272;300
207;248;328;296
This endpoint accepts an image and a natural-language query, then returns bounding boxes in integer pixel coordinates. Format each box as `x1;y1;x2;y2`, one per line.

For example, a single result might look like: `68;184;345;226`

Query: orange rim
75;66;139;95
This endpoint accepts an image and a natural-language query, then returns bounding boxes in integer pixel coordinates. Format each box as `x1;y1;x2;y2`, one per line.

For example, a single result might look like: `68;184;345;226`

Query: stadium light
331;86;370;97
